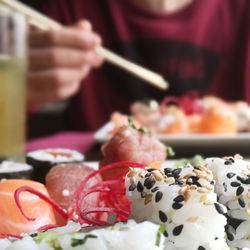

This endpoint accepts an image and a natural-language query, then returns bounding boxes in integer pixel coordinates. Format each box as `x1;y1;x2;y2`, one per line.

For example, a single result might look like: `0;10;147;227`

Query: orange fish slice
0;179;56;236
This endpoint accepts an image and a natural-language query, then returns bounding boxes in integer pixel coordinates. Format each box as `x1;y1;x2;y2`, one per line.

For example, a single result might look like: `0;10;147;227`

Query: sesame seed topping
172;168;182;177
155;191;163;203
151;186;159;192
137;181;144;192
223;182;227;192
173;224;184;236
226;172;236;179
173;195;185;203
231;182;241;187
238;198;246;208
172;203;184;210
144;177;156;189
159;210;168;223
129;183;136;191
144;194;153;205
236;186;244;196
214;203;226;214
164;168;172;175
163;230;168;237
198;246;205;250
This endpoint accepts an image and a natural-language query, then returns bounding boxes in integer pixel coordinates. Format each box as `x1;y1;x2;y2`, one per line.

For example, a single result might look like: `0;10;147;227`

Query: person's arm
28;21;103;111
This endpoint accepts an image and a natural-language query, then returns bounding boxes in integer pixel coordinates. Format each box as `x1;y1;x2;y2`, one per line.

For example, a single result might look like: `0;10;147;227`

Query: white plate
94;122;250;147
86;160;178;170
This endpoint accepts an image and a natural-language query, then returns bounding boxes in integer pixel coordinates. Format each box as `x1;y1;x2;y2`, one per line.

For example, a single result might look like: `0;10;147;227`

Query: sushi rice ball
205;155;250;249
125;164;229;250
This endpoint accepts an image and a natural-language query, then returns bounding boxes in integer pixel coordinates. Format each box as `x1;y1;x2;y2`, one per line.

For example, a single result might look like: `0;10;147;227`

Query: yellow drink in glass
0;57;26;161
0;7;27;162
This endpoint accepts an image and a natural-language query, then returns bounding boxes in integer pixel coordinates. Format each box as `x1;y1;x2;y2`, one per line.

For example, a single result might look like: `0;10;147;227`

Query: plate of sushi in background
1;125;250;249
94;92;250;147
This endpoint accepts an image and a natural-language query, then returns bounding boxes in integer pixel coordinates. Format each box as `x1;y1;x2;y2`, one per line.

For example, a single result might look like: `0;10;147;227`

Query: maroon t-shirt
28;0;250;131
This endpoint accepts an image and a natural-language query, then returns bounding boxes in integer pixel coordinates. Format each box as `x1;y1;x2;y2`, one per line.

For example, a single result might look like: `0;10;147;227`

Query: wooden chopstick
0;0;169;90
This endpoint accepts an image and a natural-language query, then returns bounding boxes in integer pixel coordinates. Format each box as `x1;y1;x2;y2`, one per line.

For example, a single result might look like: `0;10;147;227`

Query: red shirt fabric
26;0;250;131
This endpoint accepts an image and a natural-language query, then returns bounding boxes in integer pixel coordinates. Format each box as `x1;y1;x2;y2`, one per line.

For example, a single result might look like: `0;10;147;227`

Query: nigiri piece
0;179;56;236
100;125;167;179
199;106;237;134
46;163;101;211
157;106;189;134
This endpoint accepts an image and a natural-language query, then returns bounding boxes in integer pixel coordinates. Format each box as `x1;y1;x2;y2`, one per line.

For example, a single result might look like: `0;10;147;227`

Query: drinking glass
0;6;27;162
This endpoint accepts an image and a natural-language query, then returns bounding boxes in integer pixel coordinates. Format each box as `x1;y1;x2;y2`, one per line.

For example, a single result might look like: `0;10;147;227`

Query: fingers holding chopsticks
27;19;103;110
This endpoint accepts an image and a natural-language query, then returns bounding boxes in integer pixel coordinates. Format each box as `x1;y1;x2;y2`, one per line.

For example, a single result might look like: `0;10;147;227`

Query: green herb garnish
128;117;151;135
155;225;166;246
166;146;175;158
174;155;204;168
71;234;98;247
47;238;62;250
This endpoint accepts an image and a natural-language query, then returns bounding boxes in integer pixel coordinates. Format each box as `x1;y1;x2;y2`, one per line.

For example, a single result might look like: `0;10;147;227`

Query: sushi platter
1;124;250;249
94;121;250;147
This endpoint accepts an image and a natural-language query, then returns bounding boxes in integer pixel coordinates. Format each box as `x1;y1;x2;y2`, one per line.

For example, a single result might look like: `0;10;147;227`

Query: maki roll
125;164;229;250
27;148;84;183
0;161;33;180
205;155;250;249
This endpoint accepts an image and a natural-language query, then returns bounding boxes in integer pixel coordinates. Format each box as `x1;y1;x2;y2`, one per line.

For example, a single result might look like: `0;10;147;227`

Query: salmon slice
0;179;56;236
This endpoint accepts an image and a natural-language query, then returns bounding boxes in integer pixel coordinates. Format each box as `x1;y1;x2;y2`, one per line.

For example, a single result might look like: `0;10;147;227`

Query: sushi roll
0;161;33;180
0;220;164;250
125;164;229;250
27;148;84;183
205;155;250;249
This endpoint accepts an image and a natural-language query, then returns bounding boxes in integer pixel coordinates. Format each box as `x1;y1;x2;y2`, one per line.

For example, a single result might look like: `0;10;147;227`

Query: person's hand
28;20;103;111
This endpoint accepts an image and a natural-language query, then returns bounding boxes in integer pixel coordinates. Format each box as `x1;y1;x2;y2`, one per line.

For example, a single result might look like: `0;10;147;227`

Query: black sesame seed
172;203;183;210
155;191;163;203
215;237;218;240
164;168;172;175
231;182;241;187
163;230;168;237
225;158;234;165
172;168;182;177
226;172;236;179
144;177;156;189
147;168;155;172
141;192;147;198
190;176;199;182
194;181;202;187
226;232;234;241
129;183;136;191
137;181;144;192
173;224;184;236
238;198;246;208
159;210;168;223
223;182;227;192
198;247;205;250
173;195;185;203
214;203;225;214
236;186;244;196
210;180;215;185
237;176;250;185
151;186;159;193
145;172;151;178
186;178;193;185
177;180;184;186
